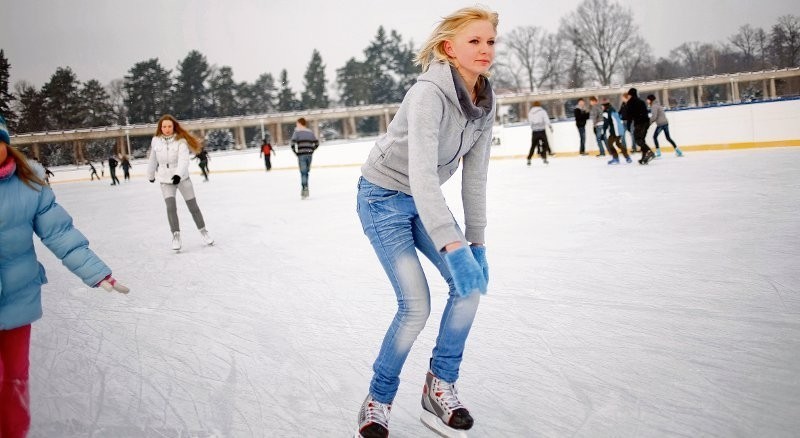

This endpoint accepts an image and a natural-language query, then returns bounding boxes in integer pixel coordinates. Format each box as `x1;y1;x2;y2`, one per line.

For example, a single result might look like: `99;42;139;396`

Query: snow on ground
28;144;800;437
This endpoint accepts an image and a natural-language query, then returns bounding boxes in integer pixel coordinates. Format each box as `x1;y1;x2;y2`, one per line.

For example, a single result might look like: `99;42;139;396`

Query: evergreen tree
14;82;47;133
363;26;397;104
79;79;115;127
124;58;172;123
41;67;82;129
387;30;418;99
277;69;299;111
251;73;277;113
174;50;211;119
208;66;238;117
301;49;329;109
337;58;372;107
0;49;15;129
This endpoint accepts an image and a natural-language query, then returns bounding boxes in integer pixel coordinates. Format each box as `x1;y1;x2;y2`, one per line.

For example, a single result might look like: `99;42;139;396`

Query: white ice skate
355;394;391;438
171;231;181;251
420;371;472;438
200;227;214;245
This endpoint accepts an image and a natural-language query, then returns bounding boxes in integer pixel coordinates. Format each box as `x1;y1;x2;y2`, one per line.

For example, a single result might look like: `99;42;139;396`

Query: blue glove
171;175;181;185
470;245;489;284
444;247;487;297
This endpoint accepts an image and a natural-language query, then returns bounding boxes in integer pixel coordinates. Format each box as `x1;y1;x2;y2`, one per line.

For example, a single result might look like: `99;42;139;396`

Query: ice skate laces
361;396;391;429
433;377;465;412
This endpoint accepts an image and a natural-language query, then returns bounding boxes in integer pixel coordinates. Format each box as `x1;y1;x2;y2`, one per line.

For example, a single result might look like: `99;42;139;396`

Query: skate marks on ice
26;148;800;437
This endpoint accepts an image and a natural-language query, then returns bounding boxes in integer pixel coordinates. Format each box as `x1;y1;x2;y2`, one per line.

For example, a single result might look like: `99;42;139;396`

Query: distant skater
108;155;120;185
290;118;318;199
602;99;631;164
120;155;131;181
646;94;683;158
88;161;100;180
195;149;210;182
527;101;553;166
259;139;275;171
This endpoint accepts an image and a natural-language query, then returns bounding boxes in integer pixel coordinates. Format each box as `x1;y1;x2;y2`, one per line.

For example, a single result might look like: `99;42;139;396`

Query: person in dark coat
574;98;590;155
120;155;132;181
626;88;655;164
108;155;120;185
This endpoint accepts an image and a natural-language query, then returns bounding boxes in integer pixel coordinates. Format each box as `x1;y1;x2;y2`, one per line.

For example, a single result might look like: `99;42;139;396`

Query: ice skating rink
29;145;800;437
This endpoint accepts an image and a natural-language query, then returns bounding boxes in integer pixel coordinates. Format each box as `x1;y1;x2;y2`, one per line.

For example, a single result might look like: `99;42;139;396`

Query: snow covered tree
174;50;211;119
205;129;234;151
124;58;172;123
301;49;329;110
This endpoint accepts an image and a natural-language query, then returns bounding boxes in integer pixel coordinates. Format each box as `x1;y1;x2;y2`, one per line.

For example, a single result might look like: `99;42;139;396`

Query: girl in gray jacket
646;95;684;158
355;6;496;438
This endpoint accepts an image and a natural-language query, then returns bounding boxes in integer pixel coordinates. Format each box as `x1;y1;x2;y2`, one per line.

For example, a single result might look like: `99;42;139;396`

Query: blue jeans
577;125;586;153
594;126;606;154
298;154;313;188
356;177;480;404
653;124;678;149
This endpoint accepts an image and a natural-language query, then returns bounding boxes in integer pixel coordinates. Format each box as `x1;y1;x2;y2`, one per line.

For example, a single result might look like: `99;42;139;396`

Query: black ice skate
420;371;473;438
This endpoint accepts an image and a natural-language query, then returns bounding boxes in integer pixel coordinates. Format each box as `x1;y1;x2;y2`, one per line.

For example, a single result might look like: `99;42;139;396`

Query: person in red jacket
259;139;276;171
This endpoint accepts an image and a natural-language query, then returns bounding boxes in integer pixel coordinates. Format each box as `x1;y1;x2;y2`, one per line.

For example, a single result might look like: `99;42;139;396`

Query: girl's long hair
155;114;202;154
7;146;46;190
415;6;499;74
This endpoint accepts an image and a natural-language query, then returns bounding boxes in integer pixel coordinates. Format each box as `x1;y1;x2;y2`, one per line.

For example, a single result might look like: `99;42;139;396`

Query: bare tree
730;24;762;70
539;33;570;89
670;42;721;76
770;14;800;68
106;78;127;125
559;0;644;85
502;26;546;92
619;36;654;83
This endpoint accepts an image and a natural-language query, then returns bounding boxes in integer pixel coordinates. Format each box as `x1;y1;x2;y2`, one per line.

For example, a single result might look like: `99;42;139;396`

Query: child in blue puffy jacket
0;116;129;437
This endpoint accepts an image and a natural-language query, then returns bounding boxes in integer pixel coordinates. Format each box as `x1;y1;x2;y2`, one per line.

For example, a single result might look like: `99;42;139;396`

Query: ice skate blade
420;410;468;438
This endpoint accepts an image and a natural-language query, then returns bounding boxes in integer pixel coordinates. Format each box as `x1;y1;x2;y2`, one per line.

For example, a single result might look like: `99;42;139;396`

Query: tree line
1;0;798;140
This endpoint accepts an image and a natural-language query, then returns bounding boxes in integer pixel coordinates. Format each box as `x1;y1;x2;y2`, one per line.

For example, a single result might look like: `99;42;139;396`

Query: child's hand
97;275;130;294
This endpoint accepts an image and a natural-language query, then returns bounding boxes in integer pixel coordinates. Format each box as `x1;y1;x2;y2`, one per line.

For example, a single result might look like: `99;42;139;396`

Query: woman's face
445;19;496;82
161;120;174;136
0;142;8;165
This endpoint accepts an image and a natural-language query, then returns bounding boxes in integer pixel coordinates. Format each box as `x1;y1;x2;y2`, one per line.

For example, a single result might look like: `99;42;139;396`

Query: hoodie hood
417;61;494;121
628;87;639;98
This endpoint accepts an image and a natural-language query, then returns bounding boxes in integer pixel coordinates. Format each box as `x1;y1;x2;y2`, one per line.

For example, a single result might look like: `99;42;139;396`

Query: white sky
1;0;798;91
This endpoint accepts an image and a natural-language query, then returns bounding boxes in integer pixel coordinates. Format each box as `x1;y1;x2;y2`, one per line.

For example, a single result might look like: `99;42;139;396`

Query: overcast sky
1;0;797;91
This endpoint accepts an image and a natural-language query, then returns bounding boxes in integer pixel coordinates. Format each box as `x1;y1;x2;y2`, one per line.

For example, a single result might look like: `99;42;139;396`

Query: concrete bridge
10;67;800;163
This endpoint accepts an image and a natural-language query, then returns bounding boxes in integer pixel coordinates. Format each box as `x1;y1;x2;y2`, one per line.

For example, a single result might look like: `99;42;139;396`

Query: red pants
0;324;31;438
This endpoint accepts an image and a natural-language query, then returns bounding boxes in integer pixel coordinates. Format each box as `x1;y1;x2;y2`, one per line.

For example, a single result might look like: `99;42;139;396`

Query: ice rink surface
28;146;800;437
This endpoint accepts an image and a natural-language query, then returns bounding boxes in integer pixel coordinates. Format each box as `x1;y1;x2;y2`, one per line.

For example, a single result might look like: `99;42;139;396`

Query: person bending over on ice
354;6;496;438
146;115;214;250
0;115;129;438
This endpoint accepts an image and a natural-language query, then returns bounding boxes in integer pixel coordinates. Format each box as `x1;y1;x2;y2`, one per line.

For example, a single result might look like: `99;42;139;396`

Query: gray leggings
161;180;206;232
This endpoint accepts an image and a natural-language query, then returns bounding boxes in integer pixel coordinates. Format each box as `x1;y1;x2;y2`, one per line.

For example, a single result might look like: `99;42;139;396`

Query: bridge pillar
769;78;777;99
31;143;40;160
697;85;704;105
661;88;670;108
348;116;357;139
312;119;320;139
274;123;283;145
762;80;769;100
236;125;246;149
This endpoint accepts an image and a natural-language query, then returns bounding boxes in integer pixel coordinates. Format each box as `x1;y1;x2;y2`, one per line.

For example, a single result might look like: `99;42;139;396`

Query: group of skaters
87;154;131;184
528;87;685;166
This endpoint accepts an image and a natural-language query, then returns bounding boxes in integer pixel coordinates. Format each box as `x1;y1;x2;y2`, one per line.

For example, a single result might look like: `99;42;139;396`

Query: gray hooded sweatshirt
361;60;496;250
649;101;669;126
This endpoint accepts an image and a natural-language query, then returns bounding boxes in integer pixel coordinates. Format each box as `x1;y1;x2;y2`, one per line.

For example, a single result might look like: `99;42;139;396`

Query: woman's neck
455;68;479;103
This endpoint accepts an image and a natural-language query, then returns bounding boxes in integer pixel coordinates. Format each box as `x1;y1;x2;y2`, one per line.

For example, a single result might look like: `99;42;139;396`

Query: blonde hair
415;6;499;74
155;114;202;154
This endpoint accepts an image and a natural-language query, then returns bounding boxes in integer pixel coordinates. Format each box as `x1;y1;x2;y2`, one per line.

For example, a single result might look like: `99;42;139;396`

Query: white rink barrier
491;98;800;158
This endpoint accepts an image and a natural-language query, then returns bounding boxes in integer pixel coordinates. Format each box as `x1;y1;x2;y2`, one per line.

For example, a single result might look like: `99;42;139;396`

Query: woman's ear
443;40;455;57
